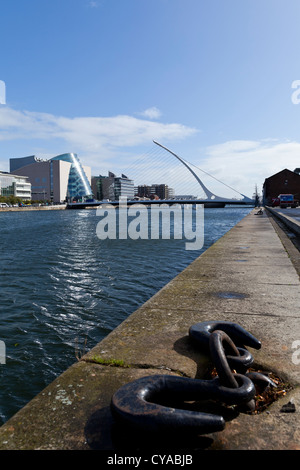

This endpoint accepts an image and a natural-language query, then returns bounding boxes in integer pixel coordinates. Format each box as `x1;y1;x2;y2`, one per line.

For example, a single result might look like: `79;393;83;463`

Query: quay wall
266;206;300;237
1;209;300;450
0;205;66;212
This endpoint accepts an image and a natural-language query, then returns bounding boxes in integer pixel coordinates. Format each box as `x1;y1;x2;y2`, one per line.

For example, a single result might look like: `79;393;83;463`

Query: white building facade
0;172;31;200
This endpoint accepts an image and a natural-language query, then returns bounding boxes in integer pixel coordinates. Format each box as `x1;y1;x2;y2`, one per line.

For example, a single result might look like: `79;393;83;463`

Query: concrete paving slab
143;289;300;317
208;386;300;450
174;263;299;285
83;306;300;385
0;362;180;450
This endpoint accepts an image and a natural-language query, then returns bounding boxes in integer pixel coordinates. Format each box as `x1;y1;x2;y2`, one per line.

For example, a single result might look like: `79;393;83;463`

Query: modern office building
114;174;134;200
9;153;92;202
0;172;31;200
91;174;115;201
136;183;174;200
135;185;151;198
91;172;134;201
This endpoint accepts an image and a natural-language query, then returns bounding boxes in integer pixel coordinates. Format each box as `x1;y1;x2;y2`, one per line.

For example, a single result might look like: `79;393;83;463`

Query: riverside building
9;153;92;203
91;173;134;201
262;168;300;206
0;172;31;200
135;184;174;200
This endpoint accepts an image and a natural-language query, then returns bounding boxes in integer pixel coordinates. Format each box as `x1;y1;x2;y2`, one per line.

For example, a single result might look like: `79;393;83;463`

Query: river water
0;205;252;425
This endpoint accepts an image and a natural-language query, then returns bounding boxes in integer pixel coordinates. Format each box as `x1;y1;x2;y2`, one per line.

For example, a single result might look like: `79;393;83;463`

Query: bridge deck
67;199;254;209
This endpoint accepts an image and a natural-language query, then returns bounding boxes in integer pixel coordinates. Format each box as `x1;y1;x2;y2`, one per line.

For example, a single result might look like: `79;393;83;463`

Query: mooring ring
209;330;240;388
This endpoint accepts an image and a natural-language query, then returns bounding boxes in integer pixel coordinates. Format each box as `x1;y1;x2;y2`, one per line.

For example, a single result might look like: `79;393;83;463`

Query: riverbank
0;208;300;450
0;204;66;212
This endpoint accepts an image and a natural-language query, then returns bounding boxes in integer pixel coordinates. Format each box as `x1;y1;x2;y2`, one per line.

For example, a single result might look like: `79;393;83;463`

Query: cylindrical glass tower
51;153;92;201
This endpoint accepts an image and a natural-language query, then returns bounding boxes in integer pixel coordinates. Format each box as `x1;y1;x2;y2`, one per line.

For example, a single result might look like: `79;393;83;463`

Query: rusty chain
111;321;276;435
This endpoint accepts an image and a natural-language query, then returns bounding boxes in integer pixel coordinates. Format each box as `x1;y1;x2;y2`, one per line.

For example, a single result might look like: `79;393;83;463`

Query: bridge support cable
153;141;252;203
113;143;207;200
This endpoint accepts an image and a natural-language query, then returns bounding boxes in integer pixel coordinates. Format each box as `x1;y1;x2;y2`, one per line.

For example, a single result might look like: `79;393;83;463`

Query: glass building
51;153;93;201
10;153;92;203
91;175;115;201
114;174;134;200
91;173;134;201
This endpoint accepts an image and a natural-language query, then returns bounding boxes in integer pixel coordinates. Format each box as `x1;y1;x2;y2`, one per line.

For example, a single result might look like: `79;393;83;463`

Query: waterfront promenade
1;208;300;450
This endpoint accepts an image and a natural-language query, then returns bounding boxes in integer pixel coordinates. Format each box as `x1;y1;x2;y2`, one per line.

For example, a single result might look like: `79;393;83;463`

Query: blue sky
1;0;300;197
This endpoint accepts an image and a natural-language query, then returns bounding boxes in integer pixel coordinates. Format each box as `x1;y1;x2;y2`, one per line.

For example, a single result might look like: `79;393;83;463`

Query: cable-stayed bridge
149;141;253;207
67;141;254;209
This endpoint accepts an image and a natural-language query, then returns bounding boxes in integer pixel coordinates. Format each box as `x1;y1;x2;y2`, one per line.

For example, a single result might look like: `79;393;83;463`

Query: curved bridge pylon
153;141;252;204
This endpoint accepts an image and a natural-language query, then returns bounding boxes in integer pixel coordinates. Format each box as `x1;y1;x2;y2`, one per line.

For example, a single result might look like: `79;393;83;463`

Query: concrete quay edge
1;208;300;450
266;206;300;236
0;205;66;212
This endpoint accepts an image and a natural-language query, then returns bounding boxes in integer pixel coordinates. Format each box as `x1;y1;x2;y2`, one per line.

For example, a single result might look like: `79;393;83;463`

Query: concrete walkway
0;208;300;450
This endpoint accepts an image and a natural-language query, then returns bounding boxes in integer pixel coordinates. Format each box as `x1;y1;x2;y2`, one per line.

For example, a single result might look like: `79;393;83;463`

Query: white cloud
138;107;162;120
0;106;196;146
199;139;300;197
2;105;300;199
0;105;198;173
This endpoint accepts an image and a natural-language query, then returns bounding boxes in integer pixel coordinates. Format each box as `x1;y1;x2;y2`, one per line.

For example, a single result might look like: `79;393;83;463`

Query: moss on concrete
87;356;130;368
